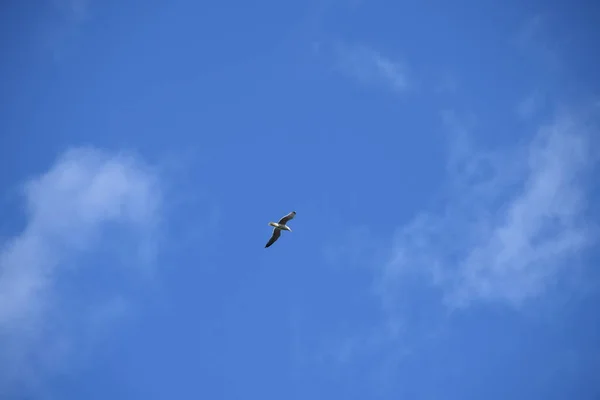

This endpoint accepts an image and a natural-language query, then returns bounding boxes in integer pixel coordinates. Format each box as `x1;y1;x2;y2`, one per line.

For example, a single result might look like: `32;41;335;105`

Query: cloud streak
0;147;162;396
378;109;598;310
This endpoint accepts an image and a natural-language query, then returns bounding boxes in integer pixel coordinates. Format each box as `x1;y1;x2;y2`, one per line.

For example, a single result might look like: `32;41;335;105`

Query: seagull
265;211;296;248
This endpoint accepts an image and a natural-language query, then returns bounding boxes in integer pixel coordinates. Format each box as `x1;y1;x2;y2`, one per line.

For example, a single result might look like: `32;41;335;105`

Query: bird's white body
268;222;292;232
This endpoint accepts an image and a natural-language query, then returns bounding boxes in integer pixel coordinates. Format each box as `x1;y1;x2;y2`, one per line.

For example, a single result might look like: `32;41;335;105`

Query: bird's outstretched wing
278;211;296;225
265;228;281;248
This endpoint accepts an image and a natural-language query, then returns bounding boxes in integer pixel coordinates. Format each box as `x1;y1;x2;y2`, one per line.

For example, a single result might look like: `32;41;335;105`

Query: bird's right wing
278;211;296;225
265;228;281;248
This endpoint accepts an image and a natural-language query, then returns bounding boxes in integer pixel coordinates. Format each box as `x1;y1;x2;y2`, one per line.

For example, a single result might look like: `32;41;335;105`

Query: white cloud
378;108;598;310
333;43;408;92
0;147;162;396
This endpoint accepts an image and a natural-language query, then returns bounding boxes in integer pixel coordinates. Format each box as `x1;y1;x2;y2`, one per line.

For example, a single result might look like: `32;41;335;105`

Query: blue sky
1;1;599;399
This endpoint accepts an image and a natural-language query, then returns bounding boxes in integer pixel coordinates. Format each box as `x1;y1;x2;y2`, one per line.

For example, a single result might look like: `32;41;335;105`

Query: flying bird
265;211;296;248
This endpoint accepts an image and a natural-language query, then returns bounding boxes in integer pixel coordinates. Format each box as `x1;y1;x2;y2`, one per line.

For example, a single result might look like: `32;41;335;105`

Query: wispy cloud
0;147;162;397
378;108;598;310
333;43;408;92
